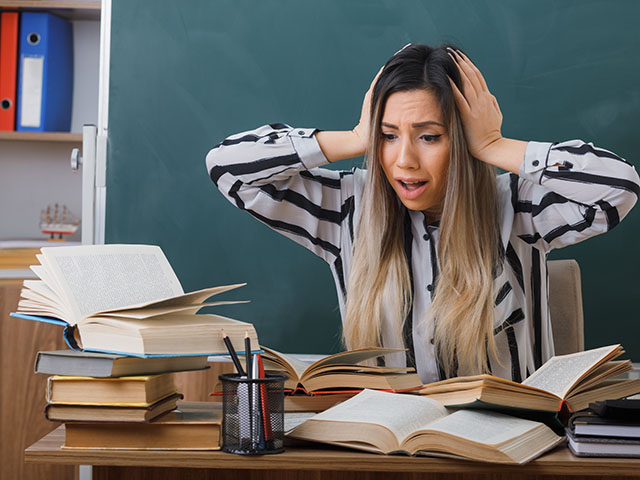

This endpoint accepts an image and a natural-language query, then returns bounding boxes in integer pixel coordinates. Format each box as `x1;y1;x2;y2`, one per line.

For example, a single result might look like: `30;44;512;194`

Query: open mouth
399;180;427;191
396;179;429;201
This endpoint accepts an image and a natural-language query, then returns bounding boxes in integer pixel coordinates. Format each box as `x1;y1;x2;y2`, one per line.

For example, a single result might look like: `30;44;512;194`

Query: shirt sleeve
510;140;640;252
205;123;356;264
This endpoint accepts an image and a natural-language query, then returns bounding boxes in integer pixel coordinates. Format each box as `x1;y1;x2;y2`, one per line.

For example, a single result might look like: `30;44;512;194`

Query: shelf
0;131;82;143
0;1;100;20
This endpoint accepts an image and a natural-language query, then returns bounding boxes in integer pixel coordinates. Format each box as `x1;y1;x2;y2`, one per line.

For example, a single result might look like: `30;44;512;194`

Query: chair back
548;259;585;355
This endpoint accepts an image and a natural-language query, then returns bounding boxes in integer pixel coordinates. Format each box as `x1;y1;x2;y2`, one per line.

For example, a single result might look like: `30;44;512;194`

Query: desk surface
25;426;640;477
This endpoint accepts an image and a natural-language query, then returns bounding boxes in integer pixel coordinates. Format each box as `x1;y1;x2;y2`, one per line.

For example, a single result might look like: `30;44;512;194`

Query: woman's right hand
315;66;383;162
352;66;384;153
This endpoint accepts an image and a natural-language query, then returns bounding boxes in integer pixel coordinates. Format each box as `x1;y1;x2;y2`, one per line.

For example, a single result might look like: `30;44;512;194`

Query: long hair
343;44;502;377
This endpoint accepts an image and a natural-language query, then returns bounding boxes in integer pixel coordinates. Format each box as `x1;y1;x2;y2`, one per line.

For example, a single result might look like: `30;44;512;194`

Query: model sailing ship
40;204;80;240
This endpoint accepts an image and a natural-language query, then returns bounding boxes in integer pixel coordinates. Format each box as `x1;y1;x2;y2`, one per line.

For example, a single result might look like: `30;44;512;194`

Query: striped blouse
206;124;639;384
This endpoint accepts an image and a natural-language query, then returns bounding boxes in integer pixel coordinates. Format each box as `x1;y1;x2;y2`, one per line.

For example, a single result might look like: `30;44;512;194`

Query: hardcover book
35;350;210;377
418;345;640;414
12;244;257;357
288;389;563;464
45;393;183;423
46;373;177;407
260;346;422;393
62;401;221;450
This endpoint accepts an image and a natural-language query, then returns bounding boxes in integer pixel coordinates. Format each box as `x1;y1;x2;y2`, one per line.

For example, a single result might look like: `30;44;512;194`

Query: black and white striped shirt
206;124;639;384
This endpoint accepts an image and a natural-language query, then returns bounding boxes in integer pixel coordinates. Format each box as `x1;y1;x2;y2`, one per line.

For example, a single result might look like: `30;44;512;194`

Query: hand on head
447;48;504;160
353;66;384;153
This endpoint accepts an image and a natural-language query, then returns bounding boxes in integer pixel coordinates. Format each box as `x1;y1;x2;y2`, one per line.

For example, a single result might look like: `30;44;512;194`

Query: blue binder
16;12;73;132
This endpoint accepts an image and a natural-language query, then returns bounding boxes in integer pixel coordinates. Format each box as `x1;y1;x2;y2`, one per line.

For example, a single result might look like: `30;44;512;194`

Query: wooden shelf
0;1;100;20
0;131;82;143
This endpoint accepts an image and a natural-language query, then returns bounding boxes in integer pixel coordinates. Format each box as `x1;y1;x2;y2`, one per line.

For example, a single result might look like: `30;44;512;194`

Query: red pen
257;354;273;442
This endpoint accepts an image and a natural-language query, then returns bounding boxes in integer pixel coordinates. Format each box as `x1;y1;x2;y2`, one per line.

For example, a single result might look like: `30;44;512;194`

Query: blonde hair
343;44;502;377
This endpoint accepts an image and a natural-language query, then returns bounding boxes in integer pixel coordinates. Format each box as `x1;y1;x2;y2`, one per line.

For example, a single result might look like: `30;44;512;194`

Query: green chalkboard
106;0;640;357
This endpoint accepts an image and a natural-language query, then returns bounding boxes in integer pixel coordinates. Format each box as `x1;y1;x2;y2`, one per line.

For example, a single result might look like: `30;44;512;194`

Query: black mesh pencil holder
219;373;287;454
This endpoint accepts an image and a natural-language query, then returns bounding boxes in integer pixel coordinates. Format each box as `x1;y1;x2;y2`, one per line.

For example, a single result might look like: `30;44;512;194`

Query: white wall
0;18;100;241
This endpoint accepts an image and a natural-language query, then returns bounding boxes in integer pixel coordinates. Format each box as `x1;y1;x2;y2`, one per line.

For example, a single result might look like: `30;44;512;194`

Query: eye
381;133;396;141
421;134;441;143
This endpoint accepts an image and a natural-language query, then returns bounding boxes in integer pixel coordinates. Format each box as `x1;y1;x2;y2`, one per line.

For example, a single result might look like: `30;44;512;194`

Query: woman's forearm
475;137;528;175
314;130;367;163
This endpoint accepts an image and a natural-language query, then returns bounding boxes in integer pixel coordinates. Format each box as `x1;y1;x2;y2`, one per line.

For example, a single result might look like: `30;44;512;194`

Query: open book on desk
260;346;423;394
11;244;257;357
418;345;640;416
288;389;563;464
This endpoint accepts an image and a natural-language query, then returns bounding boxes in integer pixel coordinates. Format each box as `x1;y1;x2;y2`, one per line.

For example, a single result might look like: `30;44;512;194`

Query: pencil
245;331;252;377
222;329;246;376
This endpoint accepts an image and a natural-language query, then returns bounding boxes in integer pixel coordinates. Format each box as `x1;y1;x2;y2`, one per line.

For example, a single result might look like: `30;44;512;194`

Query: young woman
206;44;639;384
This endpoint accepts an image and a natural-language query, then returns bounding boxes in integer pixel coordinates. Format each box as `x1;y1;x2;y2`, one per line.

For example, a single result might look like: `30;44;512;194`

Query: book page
260;346;313;380
304;348;406;376
32;261;67;307
522;345;620;398
97;300;248;319
420;409;541;445
41;245;183;324
311;389;448;444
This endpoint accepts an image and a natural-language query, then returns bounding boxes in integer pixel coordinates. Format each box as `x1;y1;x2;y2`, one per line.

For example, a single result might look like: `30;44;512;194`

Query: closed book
35;350;209;377
210;390;356;413
569;411;640;439
567;429;640;457
45;393;183;423
63;401;221;450
0;11;19;130
46;373;177;406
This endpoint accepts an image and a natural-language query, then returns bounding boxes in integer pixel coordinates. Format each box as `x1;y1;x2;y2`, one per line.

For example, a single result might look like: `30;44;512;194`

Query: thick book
418;345;640;414
566;429;640;457
210;390;356;413
45;393;183;423
63;401;221;450
35;350;210;377
260;346;422;394
568;410;640;438
288;389;563;464
11;244;258;357
47;373;177;407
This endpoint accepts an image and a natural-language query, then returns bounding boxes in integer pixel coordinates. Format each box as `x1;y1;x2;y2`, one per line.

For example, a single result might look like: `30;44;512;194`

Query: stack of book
12;244;259;449
36;350;223;450
566;399;640;457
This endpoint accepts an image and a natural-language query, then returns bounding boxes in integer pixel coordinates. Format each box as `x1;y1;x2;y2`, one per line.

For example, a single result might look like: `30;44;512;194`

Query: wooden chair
548;259;585;355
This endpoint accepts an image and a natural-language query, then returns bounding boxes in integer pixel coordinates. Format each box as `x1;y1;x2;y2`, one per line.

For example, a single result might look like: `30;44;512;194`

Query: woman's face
379;89;450;213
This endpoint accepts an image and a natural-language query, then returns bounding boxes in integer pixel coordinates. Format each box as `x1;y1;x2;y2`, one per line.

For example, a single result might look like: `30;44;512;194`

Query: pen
257;353;274;448
221;329;246;377
245;331;252;376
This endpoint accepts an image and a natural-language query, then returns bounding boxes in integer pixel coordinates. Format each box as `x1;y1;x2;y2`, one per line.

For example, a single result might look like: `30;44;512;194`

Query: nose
396;137;419;169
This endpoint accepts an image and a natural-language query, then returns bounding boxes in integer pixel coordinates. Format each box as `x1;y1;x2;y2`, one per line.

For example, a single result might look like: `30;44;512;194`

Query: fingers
447;49;477;102
447;48;488;97
449;76;470;116
458;50;489;92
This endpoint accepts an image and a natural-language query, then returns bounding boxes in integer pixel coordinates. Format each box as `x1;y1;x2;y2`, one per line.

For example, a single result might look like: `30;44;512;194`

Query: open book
288;389;563;464
260;346;422;394
12;244;257;357
418;345;640;413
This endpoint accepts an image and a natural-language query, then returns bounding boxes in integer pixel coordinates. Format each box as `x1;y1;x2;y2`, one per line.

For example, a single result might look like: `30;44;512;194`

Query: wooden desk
25;426;640;480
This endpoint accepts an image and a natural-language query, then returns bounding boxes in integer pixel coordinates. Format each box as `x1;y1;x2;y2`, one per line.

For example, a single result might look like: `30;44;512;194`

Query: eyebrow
381;121;444;129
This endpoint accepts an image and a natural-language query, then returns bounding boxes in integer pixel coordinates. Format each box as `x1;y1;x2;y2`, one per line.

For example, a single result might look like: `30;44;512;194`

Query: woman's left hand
448;49;504;162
